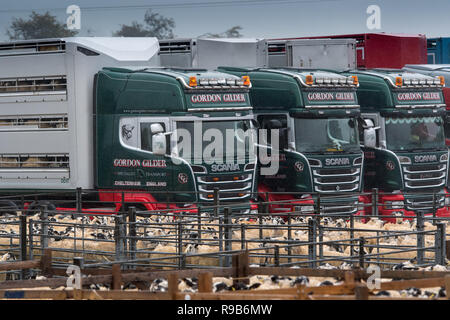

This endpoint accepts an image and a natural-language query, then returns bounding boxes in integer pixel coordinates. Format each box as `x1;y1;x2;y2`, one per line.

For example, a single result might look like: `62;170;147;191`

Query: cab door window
257;114;288;148
140;122;167;152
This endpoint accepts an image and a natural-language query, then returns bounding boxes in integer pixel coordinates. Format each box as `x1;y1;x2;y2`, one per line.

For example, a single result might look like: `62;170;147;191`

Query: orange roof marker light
439;76;445;86
395;76;403;87
242;76;251;86
352;75;359;85
305;75;314;85
189;76;197;87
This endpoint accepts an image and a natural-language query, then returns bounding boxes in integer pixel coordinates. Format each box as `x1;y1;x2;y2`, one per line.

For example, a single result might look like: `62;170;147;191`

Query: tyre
25;201;57;217
0;200;19;216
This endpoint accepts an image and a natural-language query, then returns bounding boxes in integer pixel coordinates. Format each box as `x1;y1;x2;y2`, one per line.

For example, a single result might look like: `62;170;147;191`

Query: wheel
25;201;56;217
0;200;19;216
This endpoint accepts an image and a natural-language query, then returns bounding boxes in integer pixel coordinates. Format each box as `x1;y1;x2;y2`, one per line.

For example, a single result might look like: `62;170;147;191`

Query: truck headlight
294;205;314;213
445;196;450;206
398;156;411;164
384;201;404;210
440;153;448;162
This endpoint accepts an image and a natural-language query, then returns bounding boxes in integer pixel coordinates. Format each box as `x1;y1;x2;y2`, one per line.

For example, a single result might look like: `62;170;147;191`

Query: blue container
428;37;450;64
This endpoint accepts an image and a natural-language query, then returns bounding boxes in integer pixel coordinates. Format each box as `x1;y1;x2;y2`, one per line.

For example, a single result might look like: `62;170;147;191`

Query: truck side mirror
152;133;166;155
150;123;164;134
267;119;282;129
251;119;260;129
364;128;376;148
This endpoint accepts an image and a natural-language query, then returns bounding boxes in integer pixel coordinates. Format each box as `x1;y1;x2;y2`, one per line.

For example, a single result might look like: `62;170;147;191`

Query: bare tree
6;11;78;40
114;9;175;39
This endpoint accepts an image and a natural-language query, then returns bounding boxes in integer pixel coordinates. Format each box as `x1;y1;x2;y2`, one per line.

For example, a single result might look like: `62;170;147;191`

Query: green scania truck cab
218;67;364;215
95;67;258;213
343;69;450;220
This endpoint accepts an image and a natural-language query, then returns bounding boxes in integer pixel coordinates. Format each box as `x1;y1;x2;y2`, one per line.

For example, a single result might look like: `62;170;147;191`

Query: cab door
256;113;289;190
136;117;173;202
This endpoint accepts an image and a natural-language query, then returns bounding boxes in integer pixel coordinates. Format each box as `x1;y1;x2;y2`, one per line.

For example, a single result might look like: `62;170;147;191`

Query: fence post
274;245;280;267
416;210;425;265
447;240;450;260
213;188;219;217
111;264;122;290
40;205;49;250
355;283;369;300
359;237;365;269
224;207;232;267
73;257;84;270
308;219;317;268
218;216;223;267
28;219;34;260
197;206;202;245
435;223;446;266
114;215;125;263
168;273;179;300
19;215;27;280
121;191;125;215
177;222;183;269
350;214;354;241
371;188;379;216
241;224;246;250
432;192;437;225
316;193;321;215
232;251;249;285
128;207;136;269
287;214;292;263
40;248;52;277
318;224;323;261
76;187;82;213
198;272;213;293
258;207;264;240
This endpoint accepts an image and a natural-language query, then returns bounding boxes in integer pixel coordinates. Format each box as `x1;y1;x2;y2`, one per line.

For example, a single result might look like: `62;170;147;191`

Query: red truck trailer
271;33;427;69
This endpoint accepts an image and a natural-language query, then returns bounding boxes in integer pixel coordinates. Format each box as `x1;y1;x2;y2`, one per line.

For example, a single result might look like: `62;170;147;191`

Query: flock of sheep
0;210;449;298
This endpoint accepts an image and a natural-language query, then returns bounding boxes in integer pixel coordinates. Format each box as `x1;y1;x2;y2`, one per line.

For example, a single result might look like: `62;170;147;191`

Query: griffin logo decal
121;124;135;141
178;173;188;184
294;161;304;172
386;161;395;171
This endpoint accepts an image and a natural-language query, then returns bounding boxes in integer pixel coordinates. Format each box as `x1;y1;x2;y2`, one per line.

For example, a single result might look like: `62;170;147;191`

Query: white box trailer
268;38;357;70
159;38;268;69
0;37;160;190
403;64;450;86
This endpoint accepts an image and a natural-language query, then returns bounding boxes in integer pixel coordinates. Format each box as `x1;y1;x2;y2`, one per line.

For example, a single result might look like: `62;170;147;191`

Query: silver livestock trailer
159;38;268;69
268;38;357;70
0;37;160;191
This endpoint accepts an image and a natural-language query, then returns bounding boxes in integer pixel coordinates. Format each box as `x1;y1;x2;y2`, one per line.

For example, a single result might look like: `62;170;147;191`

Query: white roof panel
404;64;450;71
64;37;160;62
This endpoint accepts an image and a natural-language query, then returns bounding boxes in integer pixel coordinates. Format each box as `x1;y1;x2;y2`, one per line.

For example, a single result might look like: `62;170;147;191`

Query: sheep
424;265;448;271
1;252;15;261
178;278;198;292
149;278;168;292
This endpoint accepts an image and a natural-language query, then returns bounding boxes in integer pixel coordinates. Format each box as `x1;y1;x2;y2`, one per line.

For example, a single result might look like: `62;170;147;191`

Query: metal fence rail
0;189;449;281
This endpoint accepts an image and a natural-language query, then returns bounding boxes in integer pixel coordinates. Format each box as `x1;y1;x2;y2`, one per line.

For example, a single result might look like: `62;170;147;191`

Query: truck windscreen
385;116;445;151
294;118;360;153
175;120;256;163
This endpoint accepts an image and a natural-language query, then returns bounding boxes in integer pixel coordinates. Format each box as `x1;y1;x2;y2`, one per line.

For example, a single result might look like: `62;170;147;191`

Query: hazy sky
0;0;449;41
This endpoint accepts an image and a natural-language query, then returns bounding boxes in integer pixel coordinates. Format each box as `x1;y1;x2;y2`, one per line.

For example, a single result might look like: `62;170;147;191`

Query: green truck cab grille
312;166;361;193
197;173;253;201
405;194;445;211
403;163;446;189
319;200;359;215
